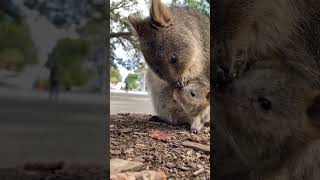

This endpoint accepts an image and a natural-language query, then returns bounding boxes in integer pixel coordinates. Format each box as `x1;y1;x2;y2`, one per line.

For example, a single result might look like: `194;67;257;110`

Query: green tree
185;0;210;15
0;21;37;71
46;38;90;88
0;48;24;71
110;0;145;70
125;73;138;90
110;66;122;84
172;0;209;15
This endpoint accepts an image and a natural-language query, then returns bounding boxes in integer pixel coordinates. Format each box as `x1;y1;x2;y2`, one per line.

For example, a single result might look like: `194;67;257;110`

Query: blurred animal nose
175;80;184;88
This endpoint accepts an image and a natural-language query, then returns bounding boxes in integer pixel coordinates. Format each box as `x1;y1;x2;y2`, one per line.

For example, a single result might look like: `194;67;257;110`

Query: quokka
128;0;209;88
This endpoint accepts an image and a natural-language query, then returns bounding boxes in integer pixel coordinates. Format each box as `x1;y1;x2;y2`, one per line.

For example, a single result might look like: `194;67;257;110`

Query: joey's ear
307;93;320;126
128;15;143;35
150;0;173;28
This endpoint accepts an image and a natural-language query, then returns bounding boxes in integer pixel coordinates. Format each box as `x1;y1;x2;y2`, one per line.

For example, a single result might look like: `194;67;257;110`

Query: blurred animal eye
258;97;272;111
155;69;162;76
190;91;196;97
169;54;177;64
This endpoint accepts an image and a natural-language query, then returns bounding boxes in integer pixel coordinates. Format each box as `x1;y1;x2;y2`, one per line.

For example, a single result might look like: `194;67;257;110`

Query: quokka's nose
174;80;184;88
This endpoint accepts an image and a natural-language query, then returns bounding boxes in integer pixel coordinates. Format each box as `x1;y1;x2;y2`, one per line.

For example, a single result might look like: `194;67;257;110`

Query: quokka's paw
190;126;201;134
190;122;204;134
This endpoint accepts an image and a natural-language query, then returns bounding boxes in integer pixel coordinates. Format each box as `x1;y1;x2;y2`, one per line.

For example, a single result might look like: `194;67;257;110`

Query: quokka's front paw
190;120;204;134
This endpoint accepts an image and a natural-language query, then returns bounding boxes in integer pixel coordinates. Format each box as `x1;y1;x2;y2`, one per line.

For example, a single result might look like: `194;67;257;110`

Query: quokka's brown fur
219;0;320;79
215;1;320;180
128;0;209;87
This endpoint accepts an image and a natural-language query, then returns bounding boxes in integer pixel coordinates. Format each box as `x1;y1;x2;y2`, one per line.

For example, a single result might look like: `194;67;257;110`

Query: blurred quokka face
128;0;203;87
173;81;209;112
216;62;320;141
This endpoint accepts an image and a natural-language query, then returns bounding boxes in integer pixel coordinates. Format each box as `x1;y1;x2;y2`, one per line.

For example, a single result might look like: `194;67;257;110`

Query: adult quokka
128;0;209;88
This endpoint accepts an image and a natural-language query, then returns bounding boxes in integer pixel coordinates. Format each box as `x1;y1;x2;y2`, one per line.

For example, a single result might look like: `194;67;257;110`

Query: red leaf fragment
148;130;172;141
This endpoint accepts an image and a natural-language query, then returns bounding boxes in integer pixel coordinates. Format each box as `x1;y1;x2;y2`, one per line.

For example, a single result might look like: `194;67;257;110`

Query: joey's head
173;79;210;114
215;60;320;165
128;0;203;88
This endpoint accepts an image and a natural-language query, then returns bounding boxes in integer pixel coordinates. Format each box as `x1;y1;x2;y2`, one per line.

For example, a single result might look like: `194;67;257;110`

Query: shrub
46;38;90;88
0;21;37;71
0;48;24;71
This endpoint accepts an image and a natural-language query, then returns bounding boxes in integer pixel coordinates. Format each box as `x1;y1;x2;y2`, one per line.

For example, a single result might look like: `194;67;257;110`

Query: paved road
0;90;106;168
110;92;155;114
0;88;154;168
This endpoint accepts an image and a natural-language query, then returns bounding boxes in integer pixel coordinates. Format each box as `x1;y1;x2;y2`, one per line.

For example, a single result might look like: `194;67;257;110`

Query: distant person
49;64;63;100
124;79;129;93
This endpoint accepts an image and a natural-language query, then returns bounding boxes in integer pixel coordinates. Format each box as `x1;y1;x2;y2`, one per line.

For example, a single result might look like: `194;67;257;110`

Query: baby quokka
147;70;209;133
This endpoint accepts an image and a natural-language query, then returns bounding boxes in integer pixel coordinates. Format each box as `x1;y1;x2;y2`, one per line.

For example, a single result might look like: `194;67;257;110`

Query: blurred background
110;0;209;114
0;0;107;168
0;0;106;93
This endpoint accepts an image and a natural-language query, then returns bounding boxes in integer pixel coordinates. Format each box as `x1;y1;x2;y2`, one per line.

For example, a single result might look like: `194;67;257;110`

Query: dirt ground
0;162;106;180
110;113;210;179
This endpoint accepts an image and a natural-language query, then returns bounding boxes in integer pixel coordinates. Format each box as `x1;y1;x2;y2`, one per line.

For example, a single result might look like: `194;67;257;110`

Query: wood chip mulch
110;113;210;180
0;162;107;180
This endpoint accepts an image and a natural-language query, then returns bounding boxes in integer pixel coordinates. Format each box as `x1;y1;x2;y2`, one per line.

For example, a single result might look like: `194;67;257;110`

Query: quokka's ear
307;92;320;126
128;15;143;35
206;92;210;101
150;0;173;29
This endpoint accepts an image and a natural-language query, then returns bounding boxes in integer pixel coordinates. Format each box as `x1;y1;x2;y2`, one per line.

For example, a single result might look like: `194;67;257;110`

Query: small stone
110;170;167;180
110;158;143;175
187;150;193;156
110;150;122;155
125;148;134;155
165;162;174;168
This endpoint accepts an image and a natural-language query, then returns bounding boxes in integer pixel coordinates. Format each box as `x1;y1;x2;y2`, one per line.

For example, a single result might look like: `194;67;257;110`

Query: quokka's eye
190;91;196;97
169;54;177;64
155;69;162;77
258;97;272;111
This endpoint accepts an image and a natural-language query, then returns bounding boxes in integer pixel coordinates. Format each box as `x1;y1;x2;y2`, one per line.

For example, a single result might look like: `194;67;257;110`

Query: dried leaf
148;130;172;141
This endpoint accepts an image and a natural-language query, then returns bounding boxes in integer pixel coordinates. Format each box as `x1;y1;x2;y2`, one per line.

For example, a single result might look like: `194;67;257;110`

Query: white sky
111;0;175;82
